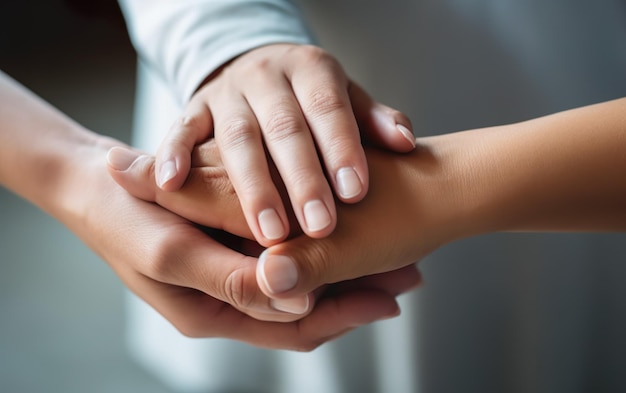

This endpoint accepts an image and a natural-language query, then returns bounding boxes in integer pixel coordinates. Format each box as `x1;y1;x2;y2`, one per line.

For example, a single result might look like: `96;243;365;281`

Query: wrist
423;126;528;240
405;129;508;248
41;129;122;230
360;141;482;265
404;134;491;250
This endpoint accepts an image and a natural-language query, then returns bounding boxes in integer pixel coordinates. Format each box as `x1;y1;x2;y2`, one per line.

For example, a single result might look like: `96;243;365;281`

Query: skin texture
111;98;626;308
0;70;421;351
154;44;416;246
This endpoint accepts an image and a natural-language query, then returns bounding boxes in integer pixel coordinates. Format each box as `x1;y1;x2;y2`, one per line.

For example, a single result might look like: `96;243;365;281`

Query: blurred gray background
0;1;172;391
1;0;626;392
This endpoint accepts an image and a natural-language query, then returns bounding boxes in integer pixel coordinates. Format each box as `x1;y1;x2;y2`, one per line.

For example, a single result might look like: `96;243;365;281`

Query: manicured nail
303;199;331;232
336;167;362;199
258;208;285;240
258;250;298;294
106;147;140;171
271;296;310;315
397;124;416;148
157;159;177;188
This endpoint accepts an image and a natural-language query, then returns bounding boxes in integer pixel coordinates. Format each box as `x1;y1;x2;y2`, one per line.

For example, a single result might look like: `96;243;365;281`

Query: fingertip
106;146;140;172
335;166;366;203
256;250;314;316
155;154;190;191
156;158;177;189
257;250;299;296
361;102;416;153
269;293;311;315
379;107;416;152
301;199;336;238
106;148;158;201
259;208;286;240
395;123;417;152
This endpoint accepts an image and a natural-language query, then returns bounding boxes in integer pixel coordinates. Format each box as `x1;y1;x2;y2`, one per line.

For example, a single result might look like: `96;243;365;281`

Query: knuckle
296;241;334;285
145;254;175;285
207;169;238;200
136;156;158;188
290;168;322;192
207;155;269;202
180;114;202;130
306;86;349;119
323;132;359;155
297;45;338;68
218;119;256;149
263;109;305;144
276;165;325;200
223;267;256;310
234;172;270;201
238;54;272;75
143;236;184;283
169;115;201;142
296;47;348;119
193;139;221;163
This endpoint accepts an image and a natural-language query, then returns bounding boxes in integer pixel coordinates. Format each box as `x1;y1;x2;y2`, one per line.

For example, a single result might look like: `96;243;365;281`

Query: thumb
256;236;423;312
256;232;393;300
349;81;416;152
106;146;157;201
107;146;252;239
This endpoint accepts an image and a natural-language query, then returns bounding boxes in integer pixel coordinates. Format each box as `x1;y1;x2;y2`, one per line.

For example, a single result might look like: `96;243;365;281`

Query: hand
105;143;422;349
256;146;454;301
153;44;416;245
109;138;446;315
257;98;626;301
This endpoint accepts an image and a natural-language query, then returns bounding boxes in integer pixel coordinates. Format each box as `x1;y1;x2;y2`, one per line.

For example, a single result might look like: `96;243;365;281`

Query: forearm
0;71;116;225
118;0;314;103
428;98;626;238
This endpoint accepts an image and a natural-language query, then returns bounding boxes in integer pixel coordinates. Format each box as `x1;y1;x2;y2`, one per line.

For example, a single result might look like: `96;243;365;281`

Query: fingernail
157;159;177;188
336;167;362;199
258;250;298;294
106;147;140;171
258;208;285;240
303;199;331;232
397;124;416;148
271;296;310;315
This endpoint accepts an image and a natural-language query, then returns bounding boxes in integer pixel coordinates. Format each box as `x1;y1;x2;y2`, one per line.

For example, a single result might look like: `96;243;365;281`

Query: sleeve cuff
119;0;315;105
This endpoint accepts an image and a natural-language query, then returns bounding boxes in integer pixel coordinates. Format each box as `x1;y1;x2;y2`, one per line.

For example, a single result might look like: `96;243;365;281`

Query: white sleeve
118;0;315;104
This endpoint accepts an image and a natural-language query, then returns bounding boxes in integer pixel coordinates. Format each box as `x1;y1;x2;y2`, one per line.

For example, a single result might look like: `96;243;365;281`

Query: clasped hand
102;43;432;350
106;139;442;350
